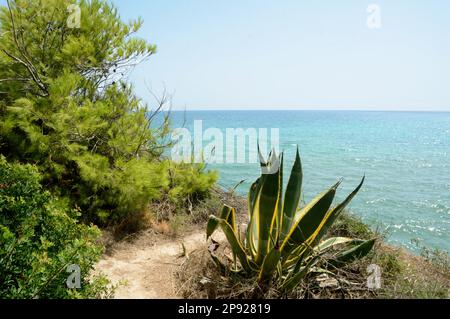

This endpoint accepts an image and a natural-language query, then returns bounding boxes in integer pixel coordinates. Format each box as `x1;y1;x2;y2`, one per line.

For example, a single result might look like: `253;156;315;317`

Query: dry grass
375;245;450;298
176;241;379;299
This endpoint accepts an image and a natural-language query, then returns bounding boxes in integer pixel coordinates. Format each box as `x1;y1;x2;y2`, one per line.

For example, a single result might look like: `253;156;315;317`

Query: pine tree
0;0;216;222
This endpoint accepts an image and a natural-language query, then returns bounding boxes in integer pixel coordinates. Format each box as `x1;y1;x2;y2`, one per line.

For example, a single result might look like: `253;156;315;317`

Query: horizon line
165;107;450;113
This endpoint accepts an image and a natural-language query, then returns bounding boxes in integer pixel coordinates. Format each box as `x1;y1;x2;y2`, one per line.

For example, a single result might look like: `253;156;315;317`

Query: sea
168;110;450;254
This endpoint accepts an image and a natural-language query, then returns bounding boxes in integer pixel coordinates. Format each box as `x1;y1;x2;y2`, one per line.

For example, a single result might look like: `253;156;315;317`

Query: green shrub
330;211;376;240
0;157;112;299
168;162;218;205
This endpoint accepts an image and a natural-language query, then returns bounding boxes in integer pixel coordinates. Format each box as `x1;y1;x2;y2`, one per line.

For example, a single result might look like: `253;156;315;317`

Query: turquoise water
169;111;450;253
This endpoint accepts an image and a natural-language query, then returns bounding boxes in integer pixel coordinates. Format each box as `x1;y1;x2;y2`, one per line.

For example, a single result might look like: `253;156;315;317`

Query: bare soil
96;228;223;299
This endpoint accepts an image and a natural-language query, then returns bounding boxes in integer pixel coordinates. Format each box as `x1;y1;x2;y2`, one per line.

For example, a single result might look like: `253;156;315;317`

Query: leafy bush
168;162;218;205
0;157;112;299
206;149;375;295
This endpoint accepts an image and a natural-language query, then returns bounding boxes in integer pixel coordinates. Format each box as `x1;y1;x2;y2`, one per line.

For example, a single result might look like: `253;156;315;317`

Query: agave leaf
206;205;237;239
282;243;309;269
220;205;238;265
313;177;365;246
258;247;281;283
206;215;220;240
291;249;306;274
276;261;283;278
253;154;282;264
248;179;261;219
208;215;253;273
288;178;366;262
280;148;303;240
258;145;268;169
222;205;237;233
315;237;360;253
281;253;321;291
247;180;262;259
246;149;270;257
271;153;284;246
246;219;258;260
281;182;340;256
282;240;338;291
266;149;275;168
329;238;376;268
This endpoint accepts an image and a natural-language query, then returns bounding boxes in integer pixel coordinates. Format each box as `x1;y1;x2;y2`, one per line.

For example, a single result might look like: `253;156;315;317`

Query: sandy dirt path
96;230;211;299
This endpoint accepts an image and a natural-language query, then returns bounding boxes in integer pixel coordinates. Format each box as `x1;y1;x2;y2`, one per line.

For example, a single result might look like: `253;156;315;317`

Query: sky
109;0;450;111
2;0;450;111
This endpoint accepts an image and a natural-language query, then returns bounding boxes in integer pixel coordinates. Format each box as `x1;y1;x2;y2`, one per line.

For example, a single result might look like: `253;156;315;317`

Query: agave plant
206;148;375;292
